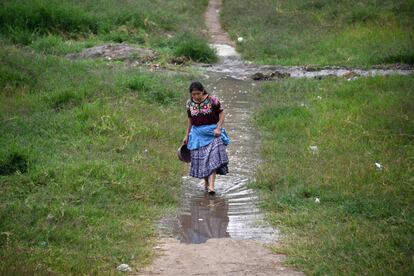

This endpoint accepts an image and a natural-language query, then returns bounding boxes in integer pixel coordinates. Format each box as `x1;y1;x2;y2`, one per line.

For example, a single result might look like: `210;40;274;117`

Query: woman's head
189;81;208;102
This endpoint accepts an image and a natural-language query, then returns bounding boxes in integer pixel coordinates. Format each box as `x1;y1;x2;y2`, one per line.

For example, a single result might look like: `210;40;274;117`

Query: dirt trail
139;238;302;276
136;1;304;275
205;0;234;46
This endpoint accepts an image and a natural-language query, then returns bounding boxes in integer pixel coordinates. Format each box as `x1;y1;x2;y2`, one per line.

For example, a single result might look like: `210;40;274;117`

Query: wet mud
159;72;278;244
203;57;414;81
137;0;412;274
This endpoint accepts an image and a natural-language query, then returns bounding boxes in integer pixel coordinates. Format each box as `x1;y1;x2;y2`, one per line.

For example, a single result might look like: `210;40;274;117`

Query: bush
0;0;98;40
0;151;28;176
173;33;217;63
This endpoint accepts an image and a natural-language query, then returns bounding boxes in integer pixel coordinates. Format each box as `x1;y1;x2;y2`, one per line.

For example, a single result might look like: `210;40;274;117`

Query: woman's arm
214;111;225;137
183;117;192;144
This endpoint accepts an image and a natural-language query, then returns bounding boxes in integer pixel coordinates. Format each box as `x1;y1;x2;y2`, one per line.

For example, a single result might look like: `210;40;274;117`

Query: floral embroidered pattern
187;95;220;117
186;95;223;126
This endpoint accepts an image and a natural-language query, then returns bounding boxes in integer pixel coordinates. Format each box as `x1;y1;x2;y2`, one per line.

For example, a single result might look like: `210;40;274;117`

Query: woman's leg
204;177;209;190
208;170;216;193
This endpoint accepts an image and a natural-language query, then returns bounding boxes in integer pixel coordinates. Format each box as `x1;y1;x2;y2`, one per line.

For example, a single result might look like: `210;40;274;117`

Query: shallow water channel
158;63;278;244
158;39;413;245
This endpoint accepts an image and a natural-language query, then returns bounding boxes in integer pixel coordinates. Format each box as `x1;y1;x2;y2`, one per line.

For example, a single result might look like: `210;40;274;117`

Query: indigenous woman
183;81;230;195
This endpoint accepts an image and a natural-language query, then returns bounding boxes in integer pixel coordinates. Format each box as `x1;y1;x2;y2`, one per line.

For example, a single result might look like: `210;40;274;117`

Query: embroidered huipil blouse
187;95;223;126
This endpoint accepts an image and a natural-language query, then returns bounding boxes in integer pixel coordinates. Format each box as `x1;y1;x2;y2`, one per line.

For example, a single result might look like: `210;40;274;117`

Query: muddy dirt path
137;1;305;275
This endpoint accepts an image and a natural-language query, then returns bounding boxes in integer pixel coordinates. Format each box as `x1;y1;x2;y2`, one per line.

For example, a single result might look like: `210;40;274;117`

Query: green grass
252;76;414;275
221;0;414;67
172;33;218;63
0;0;217;63
0;44;194;274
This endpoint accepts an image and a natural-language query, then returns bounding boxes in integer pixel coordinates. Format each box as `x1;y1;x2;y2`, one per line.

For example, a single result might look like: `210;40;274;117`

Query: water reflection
158;73;279;244
179;195;230;244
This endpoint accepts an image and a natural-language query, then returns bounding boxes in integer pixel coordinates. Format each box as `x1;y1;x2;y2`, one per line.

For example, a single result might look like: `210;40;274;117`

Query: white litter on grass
317;96;322;100
309;145;319;154
375;162;383;171
315;197;320;203
237;37;244;42
117;264;132;272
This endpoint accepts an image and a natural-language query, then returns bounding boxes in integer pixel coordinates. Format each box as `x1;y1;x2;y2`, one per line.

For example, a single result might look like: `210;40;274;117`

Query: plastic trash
375;162;383;171
117;264;132;272
309;145;318;154
315;197;320;203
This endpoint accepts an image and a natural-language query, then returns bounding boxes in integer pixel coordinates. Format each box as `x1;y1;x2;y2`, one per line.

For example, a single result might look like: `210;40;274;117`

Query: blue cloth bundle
187;124;230;150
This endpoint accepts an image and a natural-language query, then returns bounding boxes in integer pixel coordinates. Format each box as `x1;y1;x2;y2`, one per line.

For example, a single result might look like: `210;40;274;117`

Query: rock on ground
66;43;155;62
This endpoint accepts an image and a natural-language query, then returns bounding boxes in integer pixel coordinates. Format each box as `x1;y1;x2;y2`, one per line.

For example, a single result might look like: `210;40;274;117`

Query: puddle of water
204;44;414;80
157;39;412;246
211;43;239;59
158;70;279;244
206;59;414;80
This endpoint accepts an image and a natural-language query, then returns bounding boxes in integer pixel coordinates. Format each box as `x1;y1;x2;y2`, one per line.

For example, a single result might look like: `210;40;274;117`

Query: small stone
198;218;203;221
315;197;320;203
117;264;132;272
309;145;318;154
375;162;383;171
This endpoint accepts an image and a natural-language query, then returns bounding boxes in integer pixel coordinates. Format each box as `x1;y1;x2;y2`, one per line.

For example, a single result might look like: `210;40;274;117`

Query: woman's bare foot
208;171;216;194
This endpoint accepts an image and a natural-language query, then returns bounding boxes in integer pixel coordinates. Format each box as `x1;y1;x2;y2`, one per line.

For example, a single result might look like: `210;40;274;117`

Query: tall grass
0;45;193;274
0;0;216;63
221;0;414;67
252;76;414;275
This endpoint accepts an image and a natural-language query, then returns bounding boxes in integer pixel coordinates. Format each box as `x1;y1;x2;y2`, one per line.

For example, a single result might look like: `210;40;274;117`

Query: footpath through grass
252;76;414;275
0;44;196;274
221;0;414;67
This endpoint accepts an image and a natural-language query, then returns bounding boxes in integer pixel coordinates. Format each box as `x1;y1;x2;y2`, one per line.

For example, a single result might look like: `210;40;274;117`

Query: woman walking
183;81;230;195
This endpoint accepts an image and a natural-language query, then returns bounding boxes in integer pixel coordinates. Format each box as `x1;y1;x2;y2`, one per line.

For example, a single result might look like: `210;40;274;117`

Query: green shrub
31;35;64;53
0;0;98;39
0;150;28;176
45;89;84;110
173;33;217;63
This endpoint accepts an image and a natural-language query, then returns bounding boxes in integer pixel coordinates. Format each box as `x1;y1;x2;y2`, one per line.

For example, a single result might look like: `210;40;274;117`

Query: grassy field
252;76;414;275
0;43;196;274
0;0;216;63
0;0;214;273
221;0;414;67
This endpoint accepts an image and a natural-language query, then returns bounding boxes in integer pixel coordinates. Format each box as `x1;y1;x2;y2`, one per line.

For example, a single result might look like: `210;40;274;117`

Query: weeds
221;0;414;66
0;46;191;274
173;33;218;63
253;76;414;275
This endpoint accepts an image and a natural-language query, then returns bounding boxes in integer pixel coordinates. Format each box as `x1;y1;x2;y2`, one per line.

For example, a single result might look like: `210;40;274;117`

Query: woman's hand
213;127;222;137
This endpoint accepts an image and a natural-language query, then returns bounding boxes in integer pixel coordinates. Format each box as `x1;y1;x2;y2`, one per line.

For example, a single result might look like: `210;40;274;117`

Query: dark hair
189;81;208;94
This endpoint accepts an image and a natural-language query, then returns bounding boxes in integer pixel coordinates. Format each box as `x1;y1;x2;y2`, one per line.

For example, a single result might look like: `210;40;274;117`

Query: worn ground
136;0;305;275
